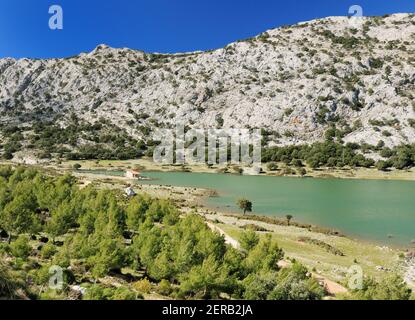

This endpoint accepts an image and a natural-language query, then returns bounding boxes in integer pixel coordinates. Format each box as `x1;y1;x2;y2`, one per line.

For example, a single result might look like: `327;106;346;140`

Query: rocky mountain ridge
0;13;414;160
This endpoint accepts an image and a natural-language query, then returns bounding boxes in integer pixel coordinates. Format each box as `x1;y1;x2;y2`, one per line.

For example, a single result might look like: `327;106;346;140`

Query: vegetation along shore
1;164;413;300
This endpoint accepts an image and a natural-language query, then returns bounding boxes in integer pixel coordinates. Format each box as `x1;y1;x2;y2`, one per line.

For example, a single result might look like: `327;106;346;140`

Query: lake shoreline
199;196;413;251
3;159;414;249
14;157;414;182
66;166;414;250
7;162;411;289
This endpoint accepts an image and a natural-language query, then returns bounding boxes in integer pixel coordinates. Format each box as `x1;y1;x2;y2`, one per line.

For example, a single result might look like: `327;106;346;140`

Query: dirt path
313;274;348;295
206;221;240;249
208;220;348;296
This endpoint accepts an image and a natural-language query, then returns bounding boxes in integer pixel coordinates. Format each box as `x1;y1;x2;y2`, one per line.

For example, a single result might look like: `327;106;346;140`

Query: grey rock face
0;14;414;150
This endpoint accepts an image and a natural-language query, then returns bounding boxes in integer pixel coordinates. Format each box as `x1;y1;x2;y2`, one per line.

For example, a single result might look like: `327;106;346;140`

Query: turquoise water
134;171;415;246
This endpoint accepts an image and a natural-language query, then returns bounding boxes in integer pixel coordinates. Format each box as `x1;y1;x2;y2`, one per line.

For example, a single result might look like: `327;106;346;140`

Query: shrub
266;162;278;171
368;57;384;69
298;237;344;256
0;262;18;299
350;275;412;300
40;243;57;259
133;278;152;294
376;160;391;171
297;167;307;176
10;236;31;259
157;279;172;296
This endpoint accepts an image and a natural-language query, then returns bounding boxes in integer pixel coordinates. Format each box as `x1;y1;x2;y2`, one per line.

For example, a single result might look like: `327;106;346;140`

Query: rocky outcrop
0;14;414;151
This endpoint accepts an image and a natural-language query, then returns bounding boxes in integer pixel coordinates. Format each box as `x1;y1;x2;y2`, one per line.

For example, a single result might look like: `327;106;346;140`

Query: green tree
240;230;259;251
223;247;245;278
111;287;139;300
179;255;233;299
46;200;79;240
267;263;325;300
1;184;40;240
126;195;152;230
244;235;284;272
146;200;177;223
132;225;162;271
90;237;126;278
237;198;253;215
286;215;293;226
351;275;411;300
242;271;278;300
391;147;413;169
83;285;138;300
149;250;174;281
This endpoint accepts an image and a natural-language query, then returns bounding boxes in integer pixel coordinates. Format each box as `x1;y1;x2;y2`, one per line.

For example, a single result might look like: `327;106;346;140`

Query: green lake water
80;169;415;246
137;171;415;247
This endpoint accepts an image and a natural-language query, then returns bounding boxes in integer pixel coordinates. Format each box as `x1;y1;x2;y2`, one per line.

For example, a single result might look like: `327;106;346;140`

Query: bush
10;235;31;259
368;57;384;69
376;160;391;171
298;237;344;256
133;278;152;294
83;285;106;300
350;275;411;300
111;287;140;300
83;284;140;300
266;162;278;171
0;262;18;299
40;243;57;259
297;167;307;176
157;279;172;296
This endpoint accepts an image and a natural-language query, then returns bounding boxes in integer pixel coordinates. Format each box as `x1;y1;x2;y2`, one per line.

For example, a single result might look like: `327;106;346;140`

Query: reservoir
137;171;415;246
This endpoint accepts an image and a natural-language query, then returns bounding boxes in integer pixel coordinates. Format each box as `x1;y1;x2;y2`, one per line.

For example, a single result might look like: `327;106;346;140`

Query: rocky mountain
0;13;414;161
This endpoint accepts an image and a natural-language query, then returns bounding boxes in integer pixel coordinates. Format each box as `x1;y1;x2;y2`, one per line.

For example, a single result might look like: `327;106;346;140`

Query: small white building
125;187;136;197
125;170;140;179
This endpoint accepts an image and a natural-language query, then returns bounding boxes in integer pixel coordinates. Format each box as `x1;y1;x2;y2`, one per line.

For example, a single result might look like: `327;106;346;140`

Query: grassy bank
203;213;407;287
55;158;415;181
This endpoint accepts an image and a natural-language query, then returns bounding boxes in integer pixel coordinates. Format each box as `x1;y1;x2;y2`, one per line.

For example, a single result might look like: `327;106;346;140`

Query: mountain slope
0;14;414;161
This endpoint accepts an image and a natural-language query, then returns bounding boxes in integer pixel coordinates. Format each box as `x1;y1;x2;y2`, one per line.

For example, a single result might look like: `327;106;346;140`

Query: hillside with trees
0;166;410;300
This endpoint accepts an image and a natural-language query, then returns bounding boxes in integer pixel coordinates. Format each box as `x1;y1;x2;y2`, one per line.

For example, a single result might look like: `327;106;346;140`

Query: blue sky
0;0;414;58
